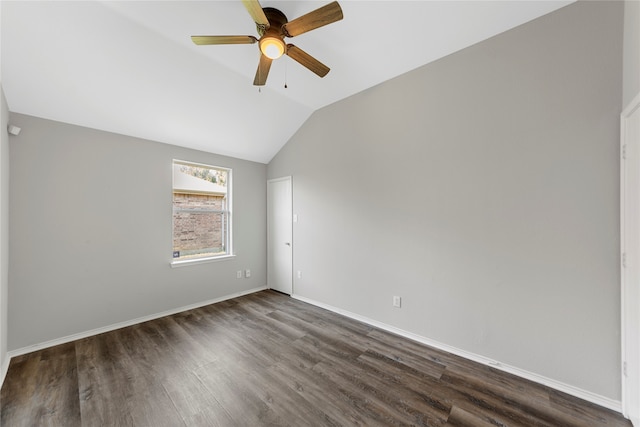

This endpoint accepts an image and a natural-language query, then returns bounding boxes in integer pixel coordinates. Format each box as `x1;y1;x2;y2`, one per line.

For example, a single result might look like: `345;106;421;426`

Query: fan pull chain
284;57;288;89
257;50;263;93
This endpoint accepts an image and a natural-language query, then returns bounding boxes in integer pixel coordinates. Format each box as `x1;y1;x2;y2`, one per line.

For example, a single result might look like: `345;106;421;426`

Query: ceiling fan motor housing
258;7;288;38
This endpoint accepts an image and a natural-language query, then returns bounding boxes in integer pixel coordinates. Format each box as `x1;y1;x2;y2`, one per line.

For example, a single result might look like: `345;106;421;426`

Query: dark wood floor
0;290;632;426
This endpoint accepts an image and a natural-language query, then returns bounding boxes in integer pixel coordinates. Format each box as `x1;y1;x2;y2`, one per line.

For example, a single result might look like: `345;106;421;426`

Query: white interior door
268;177;293;295
622;93;640;426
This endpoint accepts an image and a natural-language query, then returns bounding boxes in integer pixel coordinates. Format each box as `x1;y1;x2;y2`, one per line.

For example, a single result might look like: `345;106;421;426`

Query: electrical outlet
297;271;302;279
236;270;243;279
245;269;251;278
393;296;401;308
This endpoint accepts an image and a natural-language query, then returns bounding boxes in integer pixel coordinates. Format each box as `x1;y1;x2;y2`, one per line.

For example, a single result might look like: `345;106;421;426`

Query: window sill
171;254;236;268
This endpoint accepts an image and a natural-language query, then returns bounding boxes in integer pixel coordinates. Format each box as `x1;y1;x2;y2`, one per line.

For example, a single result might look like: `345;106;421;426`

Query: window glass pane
177;164;228;188
172;161;231;262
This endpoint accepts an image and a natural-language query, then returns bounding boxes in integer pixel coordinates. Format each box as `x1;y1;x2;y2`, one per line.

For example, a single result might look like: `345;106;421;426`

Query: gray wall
8;114;266;350
623;0;640;107
268;1;623;400
1;87;8;373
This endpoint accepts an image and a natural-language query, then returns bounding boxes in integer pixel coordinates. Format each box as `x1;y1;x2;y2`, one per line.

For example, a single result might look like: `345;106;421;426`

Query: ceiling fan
192;0;343;86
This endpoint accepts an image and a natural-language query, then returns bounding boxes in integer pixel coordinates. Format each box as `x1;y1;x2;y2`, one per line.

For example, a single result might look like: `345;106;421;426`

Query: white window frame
171;159;234;267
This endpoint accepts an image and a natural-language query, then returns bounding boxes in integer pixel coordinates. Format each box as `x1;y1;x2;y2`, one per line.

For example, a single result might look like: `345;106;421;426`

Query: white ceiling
1;0;573;163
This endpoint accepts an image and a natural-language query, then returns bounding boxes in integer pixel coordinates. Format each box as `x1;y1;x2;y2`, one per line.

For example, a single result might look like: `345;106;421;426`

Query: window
172;160;232;264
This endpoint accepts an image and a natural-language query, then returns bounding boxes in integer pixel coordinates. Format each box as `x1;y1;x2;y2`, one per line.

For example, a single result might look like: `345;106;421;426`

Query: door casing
621;92;640;425
267;176;293;295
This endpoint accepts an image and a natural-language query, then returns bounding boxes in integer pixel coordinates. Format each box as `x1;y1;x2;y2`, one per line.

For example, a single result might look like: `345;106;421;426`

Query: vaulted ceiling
1;1;572;163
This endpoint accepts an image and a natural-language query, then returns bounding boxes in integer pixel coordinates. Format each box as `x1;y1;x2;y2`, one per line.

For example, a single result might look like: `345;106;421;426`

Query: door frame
267;176;293;295
622;92;640;424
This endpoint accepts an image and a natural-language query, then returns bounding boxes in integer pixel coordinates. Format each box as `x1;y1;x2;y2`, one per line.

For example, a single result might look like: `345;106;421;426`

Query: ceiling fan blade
282;1;343;37
253;54;273;86
286;44;330;78
241;0;270;28
191;35;258;45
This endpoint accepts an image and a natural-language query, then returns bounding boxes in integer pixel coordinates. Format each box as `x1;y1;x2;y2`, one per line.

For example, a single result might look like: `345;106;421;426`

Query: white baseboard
291;294;623;414
7;286;267;359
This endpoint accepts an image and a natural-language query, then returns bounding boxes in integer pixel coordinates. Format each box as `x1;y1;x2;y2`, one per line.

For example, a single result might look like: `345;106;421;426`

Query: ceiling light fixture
259;36;285;59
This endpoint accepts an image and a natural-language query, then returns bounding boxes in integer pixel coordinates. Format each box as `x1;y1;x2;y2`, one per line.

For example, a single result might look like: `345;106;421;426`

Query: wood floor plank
351;369;449;425
439;365;615;427
274;334;327;369
110;324;202;427
76;334;137;427
2;343;81;427
170;307;235;363
35;344;82;427
439;367;552;427
195;361;286;426
548;389;633;427
313;360;436;426
268;360;379;426
355;350;453;416
1;290;633;427
446;405;499;427
152;316;219;370
367;327;494;375
77;329;186;427
363;335;447;380
161;369;234;426
1;352;44;425
237;360;337;427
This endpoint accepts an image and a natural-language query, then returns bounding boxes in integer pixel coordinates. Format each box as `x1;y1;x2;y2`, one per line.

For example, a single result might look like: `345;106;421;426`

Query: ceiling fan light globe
260;37;285;59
